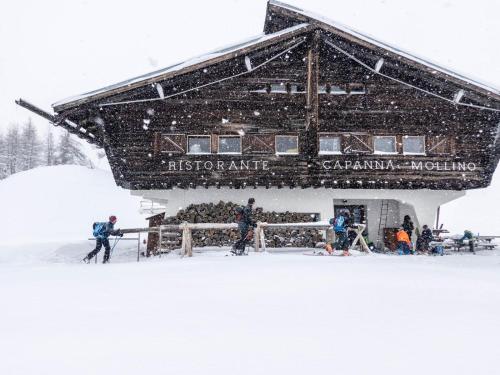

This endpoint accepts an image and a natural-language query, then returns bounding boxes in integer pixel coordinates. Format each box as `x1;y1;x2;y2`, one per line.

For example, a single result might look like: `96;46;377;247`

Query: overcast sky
1;0;499;135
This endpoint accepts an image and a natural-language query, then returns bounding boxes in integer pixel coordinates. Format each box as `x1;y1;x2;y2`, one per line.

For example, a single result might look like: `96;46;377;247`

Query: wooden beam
306;30;320;155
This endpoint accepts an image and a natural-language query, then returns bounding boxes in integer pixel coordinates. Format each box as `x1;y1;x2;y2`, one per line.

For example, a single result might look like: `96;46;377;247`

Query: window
270;83;287;93
218;136;241;154
331;85;347;95
319;135;342;155
373;136;397;154
403;136;425;155
427;136;453;155
159;134;186;154
276;135;299;155
187;136;211;154
343;133;372;154
348;83;366;95
243;134;275;154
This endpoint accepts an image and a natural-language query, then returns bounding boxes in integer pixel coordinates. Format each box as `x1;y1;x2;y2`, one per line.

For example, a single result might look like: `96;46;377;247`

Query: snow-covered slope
440;171;500;235
0;165;145;246
1;251;499;375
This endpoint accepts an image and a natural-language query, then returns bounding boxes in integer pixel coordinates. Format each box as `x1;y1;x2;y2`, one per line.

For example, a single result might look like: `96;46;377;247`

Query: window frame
187;135;212;155
402;135;426;156
373;135;398;155
275;135;299;156
243;134;275;154
217;135;242;155
159;133;186;154
318;133;342;155
427;136;454;156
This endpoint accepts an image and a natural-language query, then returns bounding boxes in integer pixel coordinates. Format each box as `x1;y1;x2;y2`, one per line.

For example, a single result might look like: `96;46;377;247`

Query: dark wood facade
19;1;500;191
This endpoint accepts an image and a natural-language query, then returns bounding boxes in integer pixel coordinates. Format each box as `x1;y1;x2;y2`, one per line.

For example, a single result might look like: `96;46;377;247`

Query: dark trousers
469;240;475;253
234;227;250;254
334;231;350;251
398;241;412;255
87;238;111;262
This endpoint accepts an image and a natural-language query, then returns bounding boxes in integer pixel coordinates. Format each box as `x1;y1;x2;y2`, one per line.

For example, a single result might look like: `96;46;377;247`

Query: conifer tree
18;118;42;171
56;131;88;166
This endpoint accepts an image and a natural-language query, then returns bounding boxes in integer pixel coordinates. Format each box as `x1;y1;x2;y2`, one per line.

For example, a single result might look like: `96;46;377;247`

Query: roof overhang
264;0;500;102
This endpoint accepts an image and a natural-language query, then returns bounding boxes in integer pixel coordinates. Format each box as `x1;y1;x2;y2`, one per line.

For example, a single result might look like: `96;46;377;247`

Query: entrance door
334;204;368;236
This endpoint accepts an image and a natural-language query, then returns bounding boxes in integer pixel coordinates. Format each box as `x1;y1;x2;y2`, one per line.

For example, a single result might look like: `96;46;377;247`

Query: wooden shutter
160;134;186;154
243;134;275;154
342;133;372;154
427;136;453;155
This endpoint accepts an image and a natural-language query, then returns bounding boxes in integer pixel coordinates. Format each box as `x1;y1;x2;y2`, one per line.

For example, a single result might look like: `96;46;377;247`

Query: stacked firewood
162;201;323;248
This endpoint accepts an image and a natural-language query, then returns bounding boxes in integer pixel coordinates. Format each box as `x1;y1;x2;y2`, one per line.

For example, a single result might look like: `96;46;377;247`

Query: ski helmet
109;215;117;223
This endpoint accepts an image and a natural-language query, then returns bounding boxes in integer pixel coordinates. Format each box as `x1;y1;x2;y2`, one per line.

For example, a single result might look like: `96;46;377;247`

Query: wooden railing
121;222;371;257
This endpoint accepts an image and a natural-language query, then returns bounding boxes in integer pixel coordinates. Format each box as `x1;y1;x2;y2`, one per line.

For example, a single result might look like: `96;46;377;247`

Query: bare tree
5;125;20;175
0;132;8;179
45;128;56;166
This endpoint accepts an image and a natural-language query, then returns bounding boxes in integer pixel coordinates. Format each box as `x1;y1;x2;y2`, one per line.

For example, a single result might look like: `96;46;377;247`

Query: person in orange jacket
396;227;412;255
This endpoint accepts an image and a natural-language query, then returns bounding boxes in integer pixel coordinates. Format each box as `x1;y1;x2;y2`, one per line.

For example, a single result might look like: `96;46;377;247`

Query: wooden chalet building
18;0;500;243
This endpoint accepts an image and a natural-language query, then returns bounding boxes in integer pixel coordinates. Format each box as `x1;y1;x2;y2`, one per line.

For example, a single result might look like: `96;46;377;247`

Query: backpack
333;216;346;232
234;207;244;223
92;222;106;238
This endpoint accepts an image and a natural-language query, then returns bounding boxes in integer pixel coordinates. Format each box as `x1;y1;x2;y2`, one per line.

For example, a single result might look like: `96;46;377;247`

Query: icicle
453;89;465;104
156;83;165;99
244;55;253;71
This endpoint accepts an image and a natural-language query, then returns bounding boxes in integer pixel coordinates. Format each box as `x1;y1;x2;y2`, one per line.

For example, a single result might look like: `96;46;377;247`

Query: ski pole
109;236;122;259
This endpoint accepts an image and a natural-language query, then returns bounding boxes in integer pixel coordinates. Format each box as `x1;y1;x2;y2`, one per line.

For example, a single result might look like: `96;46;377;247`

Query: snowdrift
441;171;500;235
0;165;145;245
0;164;498;248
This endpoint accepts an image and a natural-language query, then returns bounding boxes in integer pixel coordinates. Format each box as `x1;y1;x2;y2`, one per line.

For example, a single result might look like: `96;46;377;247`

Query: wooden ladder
376;200;390;249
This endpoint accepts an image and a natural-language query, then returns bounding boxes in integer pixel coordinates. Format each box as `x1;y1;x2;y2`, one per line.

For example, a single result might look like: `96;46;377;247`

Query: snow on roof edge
52;23;310;110
269;0;500;96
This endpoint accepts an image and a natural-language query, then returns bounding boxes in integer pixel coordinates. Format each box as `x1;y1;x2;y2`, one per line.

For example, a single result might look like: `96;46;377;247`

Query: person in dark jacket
402;215;414;241
459;230;475;253
232;198;256;255
416;224;433;253
83;215;123;263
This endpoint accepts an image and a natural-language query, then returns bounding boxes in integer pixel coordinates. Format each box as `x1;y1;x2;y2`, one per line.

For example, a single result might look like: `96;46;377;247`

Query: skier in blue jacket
329;209;352;256
83;215;123;263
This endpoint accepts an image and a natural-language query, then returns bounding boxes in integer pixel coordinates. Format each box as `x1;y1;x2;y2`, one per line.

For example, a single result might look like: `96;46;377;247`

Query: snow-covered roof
52;23;310;111
53;1;500;112
268;0;500;97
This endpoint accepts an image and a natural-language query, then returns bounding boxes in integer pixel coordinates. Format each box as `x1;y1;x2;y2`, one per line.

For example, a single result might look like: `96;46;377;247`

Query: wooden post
181;222;193;257
186;228;193;257
137;232;141;262
326;227;334;244
158;226;162;258
259;227;267;252
306;30;321;156
254;222;261;252
349;224;371;253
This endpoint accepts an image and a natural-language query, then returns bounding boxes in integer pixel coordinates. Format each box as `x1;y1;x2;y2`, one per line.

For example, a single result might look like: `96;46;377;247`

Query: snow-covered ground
0;245;499;375
1;166;500;374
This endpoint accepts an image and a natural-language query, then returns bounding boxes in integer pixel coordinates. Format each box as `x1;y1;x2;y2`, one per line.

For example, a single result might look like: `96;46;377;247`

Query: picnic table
476;236;500;250
445;236;498;252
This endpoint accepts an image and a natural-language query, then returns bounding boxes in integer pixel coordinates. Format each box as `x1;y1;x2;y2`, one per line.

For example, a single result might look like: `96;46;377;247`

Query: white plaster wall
132;188;465;239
